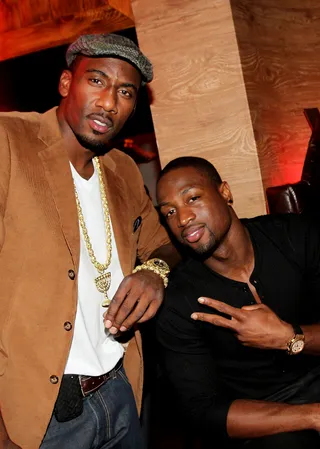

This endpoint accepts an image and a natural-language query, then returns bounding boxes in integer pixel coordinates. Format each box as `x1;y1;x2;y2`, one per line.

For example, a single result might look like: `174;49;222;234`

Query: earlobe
59;70;72;98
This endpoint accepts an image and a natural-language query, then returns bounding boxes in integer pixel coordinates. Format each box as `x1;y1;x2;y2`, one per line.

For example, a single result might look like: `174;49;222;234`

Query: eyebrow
86;69;138;93
158;186;198;208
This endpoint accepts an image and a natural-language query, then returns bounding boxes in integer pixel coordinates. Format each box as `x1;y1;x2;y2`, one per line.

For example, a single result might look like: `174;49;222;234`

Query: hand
103;270;164;334
191;297;293;350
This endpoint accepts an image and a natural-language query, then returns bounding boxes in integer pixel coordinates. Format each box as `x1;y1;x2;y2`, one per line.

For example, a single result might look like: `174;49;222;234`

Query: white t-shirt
64;161;124;376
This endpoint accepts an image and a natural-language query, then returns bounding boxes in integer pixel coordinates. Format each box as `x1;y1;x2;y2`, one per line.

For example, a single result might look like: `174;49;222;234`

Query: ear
58;70;72;98
218;181;233;205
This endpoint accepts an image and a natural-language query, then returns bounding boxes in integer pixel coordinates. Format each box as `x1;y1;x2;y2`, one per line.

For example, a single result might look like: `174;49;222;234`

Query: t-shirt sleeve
156;283;233;443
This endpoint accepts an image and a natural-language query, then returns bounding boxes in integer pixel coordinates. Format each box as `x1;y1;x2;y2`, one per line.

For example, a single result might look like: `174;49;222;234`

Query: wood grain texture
0;1;20;33
0;0;134;61
231;0;320;190
132;0;266;218
109;0;134;21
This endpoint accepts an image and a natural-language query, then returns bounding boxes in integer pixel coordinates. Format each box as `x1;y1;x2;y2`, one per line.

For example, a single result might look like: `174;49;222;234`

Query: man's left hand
191;297;293;350
104;270;164;334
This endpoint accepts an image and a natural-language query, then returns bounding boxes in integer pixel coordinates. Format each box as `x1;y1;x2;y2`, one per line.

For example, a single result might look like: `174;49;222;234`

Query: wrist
132;258;170;288
286;324;305;355
280;322;295;351
305;403;320;429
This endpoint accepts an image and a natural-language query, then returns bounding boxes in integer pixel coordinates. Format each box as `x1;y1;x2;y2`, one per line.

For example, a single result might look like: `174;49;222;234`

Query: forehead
157;166;212;200
73;56;141;84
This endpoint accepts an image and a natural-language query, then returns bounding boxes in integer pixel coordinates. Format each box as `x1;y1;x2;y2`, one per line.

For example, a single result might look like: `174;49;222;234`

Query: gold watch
287;325;305;355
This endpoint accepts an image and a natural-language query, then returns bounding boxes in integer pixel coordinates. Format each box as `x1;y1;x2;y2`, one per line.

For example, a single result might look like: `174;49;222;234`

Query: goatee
74;132;112;156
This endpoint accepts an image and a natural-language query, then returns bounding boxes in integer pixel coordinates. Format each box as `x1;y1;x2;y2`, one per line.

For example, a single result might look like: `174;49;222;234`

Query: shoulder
244;213;320;236
101;150;148;210
0;111;43;158
102;150;143;185
157;259;204;343
103;149;139;172
0;110;41;131
244;214;320;261
163;259;200;310
0;111;43;151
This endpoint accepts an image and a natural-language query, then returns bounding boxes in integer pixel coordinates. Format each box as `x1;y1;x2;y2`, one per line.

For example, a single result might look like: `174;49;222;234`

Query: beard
74;131;113;156
191;229;219;257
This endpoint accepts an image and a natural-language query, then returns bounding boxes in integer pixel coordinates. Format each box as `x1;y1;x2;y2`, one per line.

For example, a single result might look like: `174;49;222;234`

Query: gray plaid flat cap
66;33;153;85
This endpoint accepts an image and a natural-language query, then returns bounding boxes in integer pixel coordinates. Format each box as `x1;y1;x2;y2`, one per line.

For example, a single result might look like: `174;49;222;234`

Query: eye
189;195;200;203
89;78;103;86
119;89;133;98
164;208;176;219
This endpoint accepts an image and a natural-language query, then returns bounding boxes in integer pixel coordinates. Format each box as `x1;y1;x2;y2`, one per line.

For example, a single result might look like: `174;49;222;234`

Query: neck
57;106;96;180
204;215;254;282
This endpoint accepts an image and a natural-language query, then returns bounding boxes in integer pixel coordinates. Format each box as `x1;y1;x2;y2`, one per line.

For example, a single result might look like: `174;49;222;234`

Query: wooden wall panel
231;0;320;190
132;0;266;218
0;1;20;33
19;0;51;28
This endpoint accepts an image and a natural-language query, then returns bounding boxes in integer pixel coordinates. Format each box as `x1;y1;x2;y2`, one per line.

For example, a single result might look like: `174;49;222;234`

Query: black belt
54;358;123;422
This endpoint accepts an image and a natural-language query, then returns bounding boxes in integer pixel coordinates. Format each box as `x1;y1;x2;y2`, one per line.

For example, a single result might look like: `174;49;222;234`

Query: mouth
181;225;205;243
87;114;113;134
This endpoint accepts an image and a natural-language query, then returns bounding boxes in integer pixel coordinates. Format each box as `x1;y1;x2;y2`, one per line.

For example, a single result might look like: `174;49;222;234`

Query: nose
177;207;195;228
96;87;118;114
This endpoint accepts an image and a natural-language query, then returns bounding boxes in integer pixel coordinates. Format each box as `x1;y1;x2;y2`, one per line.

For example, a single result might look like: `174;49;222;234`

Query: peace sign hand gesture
191;297;294;351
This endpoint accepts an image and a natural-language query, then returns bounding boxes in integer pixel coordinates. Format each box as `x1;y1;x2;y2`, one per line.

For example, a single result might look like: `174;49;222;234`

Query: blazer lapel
37;109;80;268
100;157;132;277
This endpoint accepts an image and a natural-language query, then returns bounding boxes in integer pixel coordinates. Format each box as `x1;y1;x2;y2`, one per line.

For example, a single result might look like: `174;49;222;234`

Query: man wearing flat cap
0;33;179;449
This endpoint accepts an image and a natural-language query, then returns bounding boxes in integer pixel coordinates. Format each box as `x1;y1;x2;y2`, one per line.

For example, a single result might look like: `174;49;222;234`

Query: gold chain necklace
74;156;112;307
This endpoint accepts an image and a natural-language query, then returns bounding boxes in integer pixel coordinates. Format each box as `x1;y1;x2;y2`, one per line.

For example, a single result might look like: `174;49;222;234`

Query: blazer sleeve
0;123;10;254
126;157;170;262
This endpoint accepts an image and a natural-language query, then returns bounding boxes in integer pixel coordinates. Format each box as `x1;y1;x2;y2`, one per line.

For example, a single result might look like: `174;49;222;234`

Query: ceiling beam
0;0;134;61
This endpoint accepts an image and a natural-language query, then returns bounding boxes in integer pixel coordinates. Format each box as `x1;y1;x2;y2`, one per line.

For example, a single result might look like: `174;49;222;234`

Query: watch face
292;340;305;354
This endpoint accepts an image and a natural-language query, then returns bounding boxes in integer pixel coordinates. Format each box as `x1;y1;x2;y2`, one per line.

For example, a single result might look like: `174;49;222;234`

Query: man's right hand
191;297;293;351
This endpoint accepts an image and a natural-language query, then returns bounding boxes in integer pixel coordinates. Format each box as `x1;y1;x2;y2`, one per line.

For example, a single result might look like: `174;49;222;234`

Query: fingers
121;296;161;330
191;311;238;330
197;297;244;320
104;277;132;332
104;271;164;334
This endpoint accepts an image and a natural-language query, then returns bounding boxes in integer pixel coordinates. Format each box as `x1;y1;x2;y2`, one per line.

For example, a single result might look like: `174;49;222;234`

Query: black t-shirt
156;214;320;442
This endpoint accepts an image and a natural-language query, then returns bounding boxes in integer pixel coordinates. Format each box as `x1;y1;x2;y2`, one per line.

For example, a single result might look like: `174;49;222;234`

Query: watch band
292;324;303;336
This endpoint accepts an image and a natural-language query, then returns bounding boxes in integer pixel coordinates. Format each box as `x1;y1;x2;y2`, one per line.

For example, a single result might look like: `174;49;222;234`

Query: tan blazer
0;108;169;449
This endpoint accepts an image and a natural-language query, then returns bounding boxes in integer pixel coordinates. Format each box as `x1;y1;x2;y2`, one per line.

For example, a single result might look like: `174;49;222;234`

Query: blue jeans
40;367;145;449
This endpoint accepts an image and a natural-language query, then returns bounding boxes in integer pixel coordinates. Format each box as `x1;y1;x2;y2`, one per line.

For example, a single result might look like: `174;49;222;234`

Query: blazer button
68;270;75;280
64;321;72;331
50;375;59;384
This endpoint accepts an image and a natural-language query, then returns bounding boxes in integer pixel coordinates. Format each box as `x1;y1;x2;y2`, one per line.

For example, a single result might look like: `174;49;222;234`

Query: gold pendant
95;272;111;307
